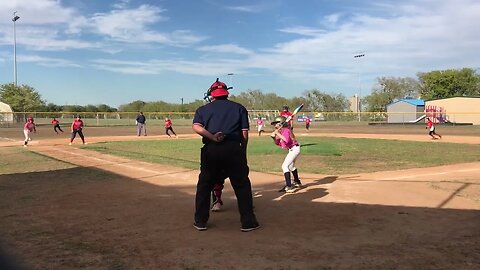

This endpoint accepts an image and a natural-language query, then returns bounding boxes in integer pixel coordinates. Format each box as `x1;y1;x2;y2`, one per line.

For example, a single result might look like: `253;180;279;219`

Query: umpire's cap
208;78;229;98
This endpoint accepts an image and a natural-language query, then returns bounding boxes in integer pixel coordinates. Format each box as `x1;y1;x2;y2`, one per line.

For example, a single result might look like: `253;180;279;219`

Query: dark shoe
293;181;302;188
193;222;207;231
241;222;260;232
278;185;287;192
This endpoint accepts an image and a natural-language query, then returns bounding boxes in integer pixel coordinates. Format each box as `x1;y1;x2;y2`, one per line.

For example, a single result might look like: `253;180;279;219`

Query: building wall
426;97;480;125
349;95;359;112
387;101;422;123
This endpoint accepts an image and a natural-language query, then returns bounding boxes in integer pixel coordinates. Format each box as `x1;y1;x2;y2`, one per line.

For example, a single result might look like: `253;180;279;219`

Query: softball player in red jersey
164;117;177;138
426;118;442;140
51;117;64;133
23;117;36;147
305;117;311;131
69;115;86;145
280;106;294;129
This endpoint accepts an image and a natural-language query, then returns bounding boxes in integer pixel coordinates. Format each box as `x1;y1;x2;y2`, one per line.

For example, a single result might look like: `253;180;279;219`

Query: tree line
1;68;479;114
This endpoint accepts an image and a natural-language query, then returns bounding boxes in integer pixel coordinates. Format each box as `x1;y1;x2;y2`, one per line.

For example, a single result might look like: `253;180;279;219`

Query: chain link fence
1;111;479;127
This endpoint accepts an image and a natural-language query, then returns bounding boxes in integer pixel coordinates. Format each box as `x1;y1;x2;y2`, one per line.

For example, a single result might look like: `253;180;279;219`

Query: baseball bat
285;103;304;122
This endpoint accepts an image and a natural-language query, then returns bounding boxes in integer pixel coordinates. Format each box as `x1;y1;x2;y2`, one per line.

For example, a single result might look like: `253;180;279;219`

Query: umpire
192;78;259;232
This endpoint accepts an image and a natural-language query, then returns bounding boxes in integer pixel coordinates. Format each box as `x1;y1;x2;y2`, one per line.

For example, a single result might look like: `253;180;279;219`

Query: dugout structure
386;99;425;123
0;101;14;126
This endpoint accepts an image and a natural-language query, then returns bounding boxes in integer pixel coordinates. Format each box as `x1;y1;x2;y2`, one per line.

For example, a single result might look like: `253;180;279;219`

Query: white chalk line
50;147;179;176
384;168;480;180
0;137;17;142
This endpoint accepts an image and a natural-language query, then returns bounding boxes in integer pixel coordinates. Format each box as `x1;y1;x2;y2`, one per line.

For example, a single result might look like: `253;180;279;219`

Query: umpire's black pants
195;141;257;227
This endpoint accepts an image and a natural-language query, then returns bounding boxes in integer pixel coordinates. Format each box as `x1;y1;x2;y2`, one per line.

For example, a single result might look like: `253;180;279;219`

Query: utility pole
12;11;20;86
354;53;365;122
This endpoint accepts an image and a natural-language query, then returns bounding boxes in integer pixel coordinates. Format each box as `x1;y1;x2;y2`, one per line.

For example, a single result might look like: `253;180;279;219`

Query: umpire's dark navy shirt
193;99;249;144
136;114;146;124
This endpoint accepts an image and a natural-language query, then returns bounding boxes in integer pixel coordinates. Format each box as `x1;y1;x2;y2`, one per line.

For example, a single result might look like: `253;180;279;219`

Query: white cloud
19;54;82;67
91;5;167;39
0;1;205;52
225;5;263;13
112;0;132;10
0;0;76;24
197;44;253;55
90;58;242;76
86;0;480;88
254;0;480;82
278;27;326;37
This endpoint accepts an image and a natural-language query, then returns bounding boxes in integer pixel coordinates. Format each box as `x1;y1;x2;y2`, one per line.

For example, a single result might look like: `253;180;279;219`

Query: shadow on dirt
1;168;479;270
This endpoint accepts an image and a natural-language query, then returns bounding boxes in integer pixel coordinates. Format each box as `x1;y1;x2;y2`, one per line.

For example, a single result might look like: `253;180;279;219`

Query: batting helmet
270;116;287;125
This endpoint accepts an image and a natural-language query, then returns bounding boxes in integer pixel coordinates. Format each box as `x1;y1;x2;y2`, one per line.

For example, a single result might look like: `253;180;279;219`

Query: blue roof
389;99;424;107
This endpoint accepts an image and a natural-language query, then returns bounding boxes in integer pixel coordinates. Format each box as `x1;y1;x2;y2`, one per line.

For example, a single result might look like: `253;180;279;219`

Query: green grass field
0;147;75;174
83;136;480;174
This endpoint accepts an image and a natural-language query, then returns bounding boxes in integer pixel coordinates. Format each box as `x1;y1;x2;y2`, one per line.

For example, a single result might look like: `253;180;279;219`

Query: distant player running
51;117;64;134
69;115;86;145
426;117;442;140
23;117;36;147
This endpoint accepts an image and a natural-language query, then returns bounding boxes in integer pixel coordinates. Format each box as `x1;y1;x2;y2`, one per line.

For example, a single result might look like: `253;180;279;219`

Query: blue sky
0;0;479;107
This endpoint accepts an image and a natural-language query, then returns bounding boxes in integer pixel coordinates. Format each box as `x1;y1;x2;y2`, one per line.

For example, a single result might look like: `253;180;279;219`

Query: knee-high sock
292;169;300;183
284;172;292;187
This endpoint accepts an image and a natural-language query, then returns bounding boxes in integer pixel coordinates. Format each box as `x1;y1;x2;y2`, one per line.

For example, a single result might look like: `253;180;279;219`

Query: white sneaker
285;186;297;193
83;142;88;145
23;145;27;147
69;142;72;145
211;202;222;212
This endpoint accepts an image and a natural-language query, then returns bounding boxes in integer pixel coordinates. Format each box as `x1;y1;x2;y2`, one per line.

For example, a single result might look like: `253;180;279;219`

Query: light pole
354;53;365;121
12;11;20;86
227;73;234;89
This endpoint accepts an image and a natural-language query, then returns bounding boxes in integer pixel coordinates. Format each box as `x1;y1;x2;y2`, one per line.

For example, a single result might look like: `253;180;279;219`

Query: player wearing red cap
51;117;64;134
192;78;259;232
23;117;36;147
280;105;294;129
69;115;86;145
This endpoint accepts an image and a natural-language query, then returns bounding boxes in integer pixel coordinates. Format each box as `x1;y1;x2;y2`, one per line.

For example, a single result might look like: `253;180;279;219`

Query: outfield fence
1;111;479;127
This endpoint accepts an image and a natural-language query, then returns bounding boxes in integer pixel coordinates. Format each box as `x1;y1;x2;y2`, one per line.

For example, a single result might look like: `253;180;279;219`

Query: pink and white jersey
256;119;264;126
274;127;298;150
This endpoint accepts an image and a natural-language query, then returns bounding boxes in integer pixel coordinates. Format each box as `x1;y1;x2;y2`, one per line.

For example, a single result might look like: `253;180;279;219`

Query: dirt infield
1;129;479;269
